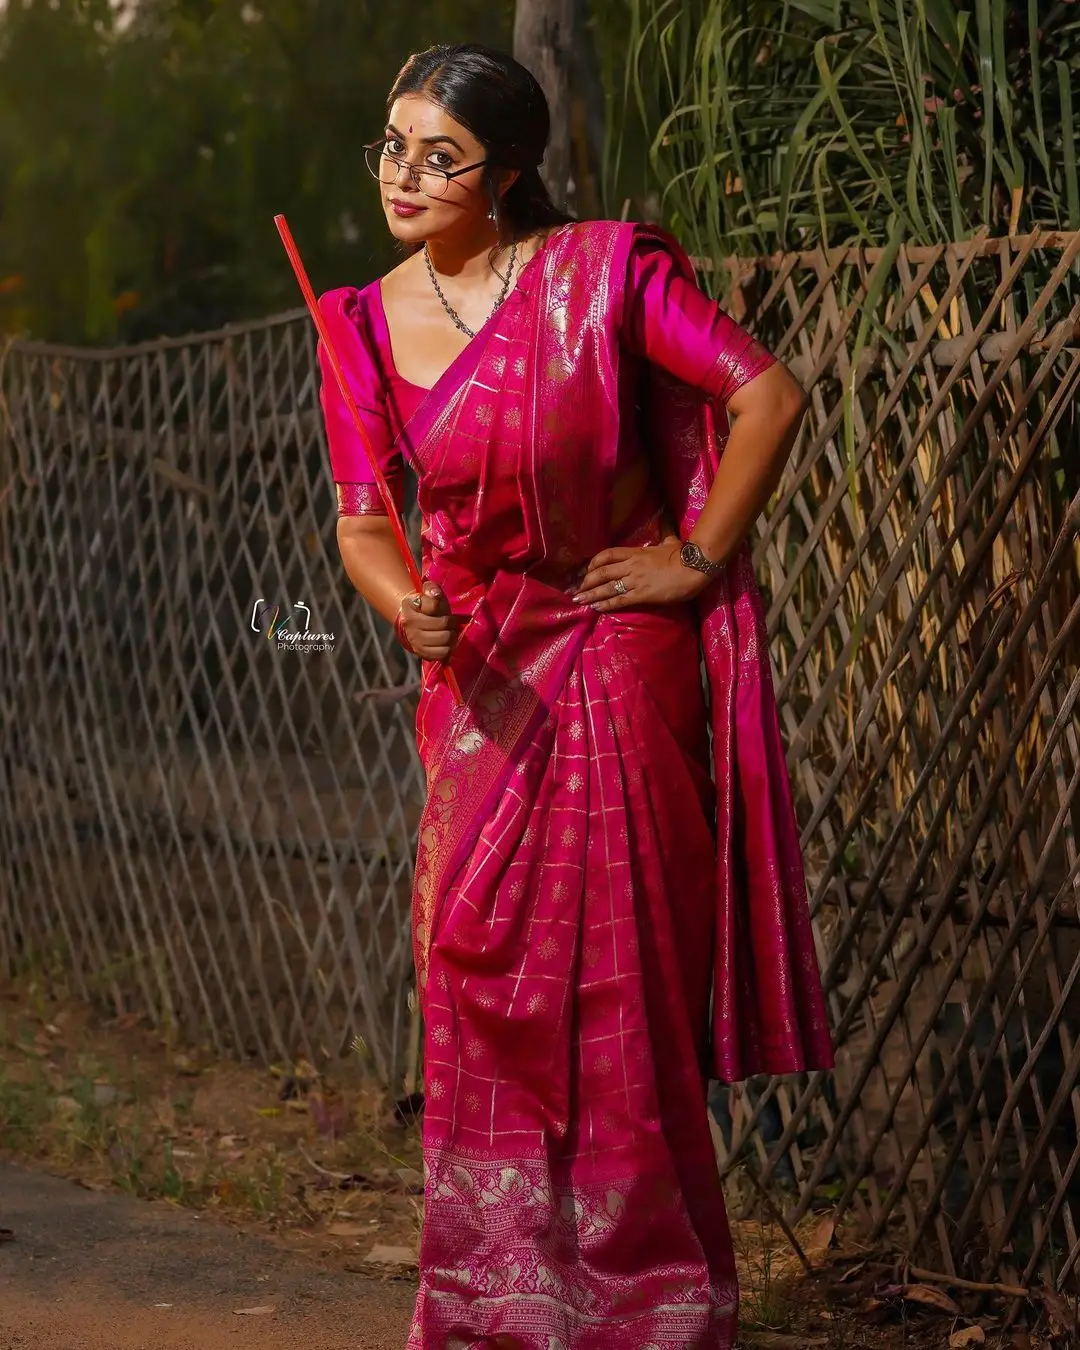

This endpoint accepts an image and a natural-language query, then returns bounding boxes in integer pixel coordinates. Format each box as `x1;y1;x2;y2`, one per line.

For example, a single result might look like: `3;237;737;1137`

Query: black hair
388;44;574;239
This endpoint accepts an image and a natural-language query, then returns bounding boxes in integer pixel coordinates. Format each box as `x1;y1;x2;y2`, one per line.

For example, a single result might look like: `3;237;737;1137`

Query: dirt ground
0;1161;415;1349
0;980;1072;1349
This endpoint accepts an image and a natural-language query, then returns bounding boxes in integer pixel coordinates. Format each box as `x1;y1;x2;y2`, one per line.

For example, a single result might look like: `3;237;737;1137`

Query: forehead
387;94;483;152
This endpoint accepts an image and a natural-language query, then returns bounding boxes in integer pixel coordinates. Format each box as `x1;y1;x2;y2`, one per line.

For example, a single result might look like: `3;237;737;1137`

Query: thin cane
273;214;462;705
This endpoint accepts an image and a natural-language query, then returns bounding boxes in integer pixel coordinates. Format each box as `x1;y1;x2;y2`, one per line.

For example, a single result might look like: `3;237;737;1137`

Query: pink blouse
318;235;774;518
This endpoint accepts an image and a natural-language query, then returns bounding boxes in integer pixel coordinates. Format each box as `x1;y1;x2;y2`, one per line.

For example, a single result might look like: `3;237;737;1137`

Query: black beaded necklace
423;243;519;340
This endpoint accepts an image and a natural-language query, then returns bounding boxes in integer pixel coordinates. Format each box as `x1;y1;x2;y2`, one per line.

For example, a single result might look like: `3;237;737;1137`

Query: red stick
274;213;462;705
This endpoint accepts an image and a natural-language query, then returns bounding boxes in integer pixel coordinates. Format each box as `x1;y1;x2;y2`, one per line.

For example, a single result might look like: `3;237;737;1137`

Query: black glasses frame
363;142;489;197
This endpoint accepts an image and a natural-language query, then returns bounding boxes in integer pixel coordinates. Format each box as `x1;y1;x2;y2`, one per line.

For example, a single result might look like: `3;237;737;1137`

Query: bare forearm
690;367;807;564
689;413;801;562
336;517;415;624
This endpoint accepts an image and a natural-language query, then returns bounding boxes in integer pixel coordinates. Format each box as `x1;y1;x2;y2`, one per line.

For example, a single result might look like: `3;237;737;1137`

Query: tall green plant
606;0;1080;269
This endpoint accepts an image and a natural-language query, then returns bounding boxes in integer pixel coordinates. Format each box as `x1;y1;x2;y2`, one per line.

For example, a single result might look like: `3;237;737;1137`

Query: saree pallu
319;220;832;1349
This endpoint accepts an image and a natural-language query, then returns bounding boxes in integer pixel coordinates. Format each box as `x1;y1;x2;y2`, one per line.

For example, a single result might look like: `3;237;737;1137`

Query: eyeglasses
363;142;488;200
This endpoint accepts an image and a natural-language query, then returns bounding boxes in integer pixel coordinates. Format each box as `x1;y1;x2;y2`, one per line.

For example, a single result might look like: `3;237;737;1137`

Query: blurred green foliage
0;0;512;342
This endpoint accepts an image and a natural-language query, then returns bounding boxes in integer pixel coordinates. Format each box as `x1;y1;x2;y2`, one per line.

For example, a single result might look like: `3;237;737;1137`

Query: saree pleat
413;612;737;1348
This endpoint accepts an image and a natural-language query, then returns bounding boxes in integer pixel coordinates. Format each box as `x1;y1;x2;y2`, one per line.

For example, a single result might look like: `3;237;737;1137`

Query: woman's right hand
397;583;461;662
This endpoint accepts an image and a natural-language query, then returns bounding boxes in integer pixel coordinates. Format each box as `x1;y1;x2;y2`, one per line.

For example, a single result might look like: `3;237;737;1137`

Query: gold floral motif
335;482;387;516
411;1145;737;1347
456;728;486;755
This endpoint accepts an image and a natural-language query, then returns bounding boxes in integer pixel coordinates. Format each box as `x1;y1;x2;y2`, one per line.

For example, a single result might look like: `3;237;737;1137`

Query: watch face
681;542;716;573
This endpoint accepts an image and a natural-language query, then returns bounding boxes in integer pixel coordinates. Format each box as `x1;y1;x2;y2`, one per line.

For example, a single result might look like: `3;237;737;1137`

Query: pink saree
319;221;833;1349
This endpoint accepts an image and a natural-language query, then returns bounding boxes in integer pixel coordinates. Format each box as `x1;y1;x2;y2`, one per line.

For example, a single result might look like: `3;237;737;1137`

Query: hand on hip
573;538;709;612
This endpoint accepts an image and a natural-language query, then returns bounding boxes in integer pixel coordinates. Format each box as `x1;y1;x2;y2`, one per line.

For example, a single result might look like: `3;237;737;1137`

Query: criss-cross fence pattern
1;231;1078;1289
0;311;426;1086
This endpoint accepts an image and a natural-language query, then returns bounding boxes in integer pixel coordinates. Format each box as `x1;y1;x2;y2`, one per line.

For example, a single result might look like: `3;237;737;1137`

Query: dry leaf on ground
395;1166;423;1192
1034;1286;1078;1335
233;1305;276;1316
949;1328;986;1348
898;1283;962;1315
806;1215;836;1259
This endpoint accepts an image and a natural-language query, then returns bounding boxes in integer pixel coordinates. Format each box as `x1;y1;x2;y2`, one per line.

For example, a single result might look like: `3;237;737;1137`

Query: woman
318;43;833;1350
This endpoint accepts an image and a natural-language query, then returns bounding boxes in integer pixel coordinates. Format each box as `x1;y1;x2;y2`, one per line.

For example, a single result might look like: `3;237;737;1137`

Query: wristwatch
680;540;723;578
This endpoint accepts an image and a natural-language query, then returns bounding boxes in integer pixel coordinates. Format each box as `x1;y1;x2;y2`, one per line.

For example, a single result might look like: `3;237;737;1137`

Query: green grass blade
813;34;913;233
776;51;853;246
974;0;996;223
1058;59;1078;227
1029;0;1045;155
844;221;902;512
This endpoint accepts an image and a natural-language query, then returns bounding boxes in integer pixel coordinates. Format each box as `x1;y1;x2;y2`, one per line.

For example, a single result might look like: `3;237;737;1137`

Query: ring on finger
612;578;629;597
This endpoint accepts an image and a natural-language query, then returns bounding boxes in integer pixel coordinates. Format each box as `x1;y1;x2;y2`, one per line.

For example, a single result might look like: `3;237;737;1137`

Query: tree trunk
513;0;576;210
569;0;606;218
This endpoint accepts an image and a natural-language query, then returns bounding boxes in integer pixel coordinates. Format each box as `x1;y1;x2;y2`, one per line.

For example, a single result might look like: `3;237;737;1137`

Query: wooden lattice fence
1;230;1078;1291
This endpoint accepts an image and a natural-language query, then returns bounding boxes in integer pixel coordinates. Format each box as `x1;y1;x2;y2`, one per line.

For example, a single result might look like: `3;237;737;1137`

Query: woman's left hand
573;537;710;612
